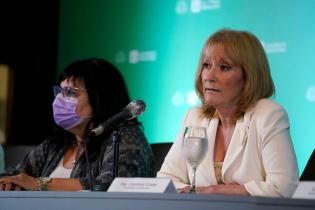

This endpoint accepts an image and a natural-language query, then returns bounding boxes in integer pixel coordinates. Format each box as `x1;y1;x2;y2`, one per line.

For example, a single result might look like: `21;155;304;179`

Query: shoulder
183;107;205;124
29;137;65;158
39;137;64;150
253;98;285;112
247;99;290;136
249;98;288;120
119;123;146;141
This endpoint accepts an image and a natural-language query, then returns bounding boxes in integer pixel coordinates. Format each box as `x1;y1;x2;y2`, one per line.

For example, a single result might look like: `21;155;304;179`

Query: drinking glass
182;126;208;193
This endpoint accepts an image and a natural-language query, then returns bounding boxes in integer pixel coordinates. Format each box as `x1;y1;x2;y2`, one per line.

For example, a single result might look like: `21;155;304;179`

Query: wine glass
182;126;208;193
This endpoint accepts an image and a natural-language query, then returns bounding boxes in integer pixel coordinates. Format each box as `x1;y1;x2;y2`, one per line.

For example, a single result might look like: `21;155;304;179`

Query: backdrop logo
129;50;157;64
175;0;188;14
172;91;185;106
115;50;157;64
172;90;200;107
176;0;221;15
187;91;199;106
306;86;315;102
261;41;287;53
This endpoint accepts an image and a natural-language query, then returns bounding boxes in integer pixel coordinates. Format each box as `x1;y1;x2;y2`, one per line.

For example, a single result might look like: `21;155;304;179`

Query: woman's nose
203;67;217;82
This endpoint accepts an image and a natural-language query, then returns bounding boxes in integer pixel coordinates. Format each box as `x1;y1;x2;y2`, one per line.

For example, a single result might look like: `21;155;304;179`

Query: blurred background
0;0;314;175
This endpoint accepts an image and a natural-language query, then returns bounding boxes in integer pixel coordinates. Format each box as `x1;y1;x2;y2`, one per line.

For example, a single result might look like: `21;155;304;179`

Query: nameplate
292;181;315;199
107;178;176;193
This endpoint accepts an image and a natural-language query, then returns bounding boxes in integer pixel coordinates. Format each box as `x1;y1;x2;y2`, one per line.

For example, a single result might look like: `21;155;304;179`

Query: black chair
3;145;36;169
300;149;315;181
150;143;172;174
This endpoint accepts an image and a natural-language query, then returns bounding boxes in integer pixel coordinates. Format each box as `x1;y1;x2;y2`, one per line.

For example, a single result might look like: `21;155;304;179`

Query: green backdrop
58;0;315;175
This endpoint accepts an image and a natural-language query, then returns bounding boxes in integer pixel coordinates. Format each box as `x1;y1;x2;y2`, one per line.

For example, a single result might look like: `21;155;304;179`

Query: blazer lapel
196;117;219;185
222;109;253;182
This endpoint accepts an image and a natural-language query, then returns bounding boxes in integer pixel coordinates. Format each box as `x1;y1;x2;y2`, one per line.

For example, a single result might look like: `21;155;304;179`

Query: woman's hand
0;173;38;191
197;184;249;196
0;182;22;191
177;186;192;193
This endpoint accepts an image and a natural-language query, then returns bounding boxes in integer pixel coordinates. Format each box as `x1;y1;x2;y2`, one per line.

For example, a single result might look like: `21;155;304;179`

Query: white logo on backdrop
191;0;221;13
172;91;200;107
172;91;185;106
176;0;221;14
129;50;140;64
261;41;287;53
129;50;157;64
115;50;157;64
306;86;315;102
187;91;199;106
175;0;188;14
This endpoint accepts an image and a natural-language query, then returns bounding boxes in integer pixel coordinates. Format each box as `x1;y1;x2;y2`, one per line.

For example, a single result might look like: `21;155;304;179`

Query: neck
218;117;237;129
70;121;92;144
216;107;238;128
74;128;90;144
75;135;85;145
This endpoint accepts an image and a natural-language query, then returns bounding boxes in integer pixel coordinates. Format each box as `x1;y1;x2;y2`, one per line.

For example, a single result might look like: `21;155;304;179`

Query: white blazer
157;99;299;197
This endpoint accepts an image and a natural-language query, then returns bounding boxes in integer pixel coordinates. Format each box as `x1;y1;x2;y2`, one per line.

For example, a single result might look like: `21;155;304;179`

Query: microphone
90;100;146;137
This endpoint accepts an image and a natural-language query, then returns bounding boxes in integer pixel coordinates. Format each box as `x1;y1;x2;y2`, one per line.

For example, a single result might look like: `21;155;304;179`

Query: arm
0;142;49;180
0;139;85;191
0;140;50;190
0;173;82;191
196;184;249;195
78;125;154;190
244;102;299;197
157;110;193;189
0;140;54;179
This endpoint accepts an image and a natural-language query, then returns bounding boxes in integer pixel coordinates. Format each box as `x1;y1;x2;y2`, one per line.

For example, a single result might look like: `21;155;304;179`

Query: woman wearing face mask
0;58;155;191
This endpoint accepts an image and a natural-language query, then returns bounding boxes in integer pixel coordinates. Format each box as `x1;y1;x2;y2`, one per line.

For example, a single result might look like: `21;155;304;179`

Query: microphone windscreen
126;100;146;119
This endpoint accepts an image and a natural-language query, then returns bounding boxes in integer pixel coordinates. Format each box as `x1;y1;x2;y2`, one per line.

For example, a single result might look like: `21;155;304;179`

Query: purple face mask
52;94;83;130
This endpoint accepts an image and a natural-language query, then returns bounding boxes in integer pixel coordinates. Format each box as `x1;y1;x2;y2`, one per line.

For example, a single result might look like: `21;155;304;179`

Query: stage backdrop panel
58;0;315;175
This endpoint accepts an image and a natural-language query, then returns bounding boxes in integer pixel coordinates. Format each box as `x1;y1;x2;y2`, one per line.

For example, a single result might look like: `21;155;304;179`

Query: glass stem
192;167;196;192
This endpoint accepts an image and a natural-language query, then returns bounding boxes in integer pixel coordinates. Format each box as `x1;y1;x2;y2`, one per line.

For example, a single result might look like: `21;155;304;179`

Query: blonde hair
195;29;275;118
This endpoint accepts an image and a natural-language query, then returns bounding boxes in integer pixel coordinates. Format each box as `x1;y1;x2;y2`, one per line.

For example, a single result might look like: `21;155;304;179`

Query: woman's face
60;78;93;133
201;44;245;112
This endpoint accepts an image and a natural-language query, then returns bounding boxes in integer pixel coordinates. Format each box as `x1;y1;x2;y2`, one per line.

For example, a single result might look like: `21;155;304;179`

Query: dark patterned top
0;123;155;190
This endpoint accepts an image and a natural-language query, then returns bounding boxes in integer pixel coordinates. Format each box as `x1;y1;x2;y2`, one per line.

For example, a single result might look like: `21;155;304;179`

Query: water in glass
182;126;208;193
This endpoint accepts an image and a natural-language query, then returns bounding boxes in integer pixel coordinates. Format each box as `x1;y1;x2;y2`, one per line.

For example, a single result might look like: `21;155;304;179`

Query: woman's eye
203;63;210;69
70;89;79;97
221;64;231;71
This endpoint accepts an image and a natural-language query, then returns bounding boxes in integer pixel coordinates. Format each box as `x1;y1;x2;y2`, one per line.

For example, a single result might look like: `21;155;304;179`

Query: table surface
0;191;314;210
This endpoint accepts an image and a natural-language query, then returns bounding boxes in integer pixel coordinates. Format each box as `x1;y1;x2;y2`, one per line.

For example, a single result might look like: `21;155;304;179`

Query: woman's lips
205;88;220;93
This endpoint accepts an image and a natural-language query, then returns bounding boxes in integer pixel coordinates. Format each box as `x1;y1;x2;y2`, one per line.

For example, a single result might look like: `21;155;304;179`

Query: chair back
150;143;172;174
3;145;36;168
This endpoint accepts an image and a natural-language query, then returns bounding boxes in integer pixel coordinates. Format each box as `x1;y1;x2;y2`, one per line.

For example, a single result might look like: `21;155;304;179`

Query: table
0;191;314;210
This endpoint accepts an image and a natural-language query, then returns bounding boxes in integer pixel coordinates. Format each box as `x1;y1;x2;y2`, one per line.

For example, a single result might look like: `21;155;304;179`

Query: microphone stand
83;132;108;191
112;130;120;179
82;131;117;191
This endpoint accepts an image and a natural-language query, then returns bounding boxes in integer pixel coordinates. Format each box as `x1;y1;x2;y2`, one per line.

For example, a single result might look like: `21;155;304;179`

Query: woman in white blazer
157;29;299;197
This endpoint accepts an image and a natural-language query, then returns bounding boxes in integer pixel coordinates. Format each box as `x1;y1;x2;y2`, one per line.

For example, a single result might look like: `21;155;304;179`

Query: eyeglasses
53;86;86;99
